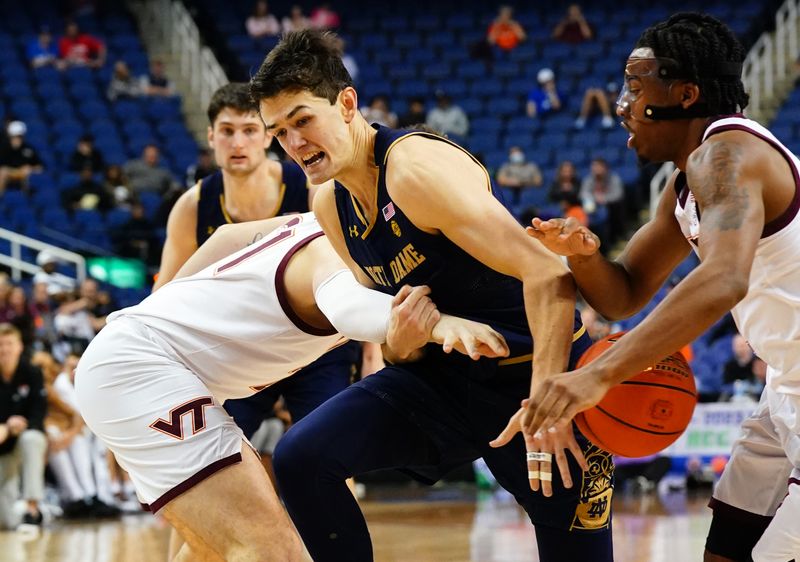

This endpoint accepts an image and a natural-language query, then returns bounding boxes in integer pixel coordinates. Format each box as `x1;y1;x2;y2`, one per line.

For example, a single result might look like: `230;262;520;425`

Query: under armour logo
150;397;214;440
349;225;359;237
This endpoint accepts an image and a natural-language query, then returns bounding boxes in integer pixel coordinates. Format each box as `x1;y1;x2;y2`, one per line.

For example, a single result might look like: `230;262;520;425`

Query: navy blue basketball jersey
195;162;310;245
334;125;582;361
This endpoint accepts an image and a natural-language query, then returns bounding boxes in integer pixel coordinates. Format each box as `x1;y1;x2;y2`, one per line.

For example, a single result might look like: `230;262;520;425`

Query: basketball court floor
1;483;712;561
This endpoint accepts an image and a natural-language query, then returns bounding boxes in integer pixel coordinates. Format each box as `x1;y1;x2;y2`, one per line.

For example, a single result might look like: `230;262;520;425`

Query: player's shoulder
167;183;200;228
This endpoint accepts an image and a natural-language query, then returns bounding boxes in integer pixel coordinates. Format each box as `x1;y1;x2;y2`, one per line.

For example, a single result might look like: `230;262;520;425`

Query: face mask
509;152;525;164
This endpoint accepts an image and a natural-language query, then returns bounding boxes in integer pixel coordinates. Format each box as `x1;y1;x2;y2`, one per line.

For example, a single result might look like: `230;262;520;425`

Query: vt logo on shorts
150;396;214;440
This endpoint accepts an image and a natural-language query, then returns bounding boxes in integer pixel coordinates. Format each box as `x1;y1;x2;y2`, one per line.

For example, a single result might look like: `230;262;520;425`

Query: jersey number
215;216;301;274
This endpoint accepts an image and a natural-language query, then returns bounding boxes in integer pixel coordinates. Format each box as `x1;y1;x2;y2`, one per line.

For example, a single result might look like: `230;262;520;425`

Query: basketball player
521;13;800;562
156;82;371;443
75;212;507;561
251;30;615;562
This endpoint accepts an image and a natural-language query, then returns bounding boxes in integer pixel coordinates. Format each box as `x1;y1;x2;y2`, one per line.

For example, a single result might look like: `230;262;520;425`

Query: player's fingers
441;331;457;354
525;225;544;240
391;284;414;306
489;411;521;448
567;436;589;472
477;328;508;357
554;446;572;489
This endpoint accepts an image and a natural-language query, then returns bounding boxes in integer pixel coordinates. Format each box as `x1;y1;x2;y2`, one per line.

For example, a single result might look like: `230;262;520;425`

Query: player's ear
680;83;701;109
340;87;358;123
207;126;214;149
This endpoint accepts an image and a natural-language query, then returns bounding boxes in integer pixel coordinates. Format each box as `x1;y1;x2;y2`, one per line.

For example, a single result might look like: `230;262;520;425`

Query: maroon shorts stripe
142;452;243;514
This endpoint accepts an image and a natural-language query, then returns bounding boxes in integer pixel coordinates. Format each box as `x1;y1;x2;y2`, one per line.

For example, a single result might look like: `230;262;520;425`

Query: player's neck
335;118;379;218
673;118;711;171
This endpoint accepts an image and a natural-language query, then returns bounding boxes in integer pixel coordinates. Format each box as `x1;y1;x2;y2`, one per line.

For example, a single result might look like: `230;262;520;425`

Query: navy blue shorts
224;341;359;438
355;329;614;532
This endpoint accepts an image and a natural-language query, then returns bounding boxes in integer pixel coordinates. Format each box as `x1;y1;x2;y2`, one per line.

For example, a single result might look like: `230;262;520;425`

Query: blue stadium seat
10;99;41;121
492;97;523;118
394;80;429;99
374;50;402;66
413;14;440;32
393;31;420;50
78;100;111;121
426;31;456;49
493;61;520;79
503;133;535;150
471;117;503;135
145;97;181;121
380;15;409;33
105;208;132;228
404;47;435;67
458;97;484;117
457;61;486;80
112;99;144;121
387;63;416;81
4;81;33;98
422;64;451;81
469;80;503;98
359;32;389;51
444;13;474;31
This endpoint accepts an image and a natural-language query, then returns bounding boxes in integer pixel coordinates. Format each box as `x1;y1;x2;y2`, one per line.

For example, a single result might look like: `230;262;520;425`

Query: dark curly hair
250;29;353;105
636;12;749;115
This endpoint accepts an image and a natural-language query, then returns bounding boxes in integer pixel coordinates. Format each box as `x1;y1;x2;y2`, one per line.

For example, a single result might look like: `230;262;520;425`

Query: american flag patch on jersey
382;202;396;221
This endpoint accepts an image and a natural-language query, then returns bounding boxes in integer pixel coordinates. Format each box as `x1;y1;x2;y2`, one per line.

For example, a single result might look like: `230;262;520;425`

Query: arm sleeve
314;269;393;343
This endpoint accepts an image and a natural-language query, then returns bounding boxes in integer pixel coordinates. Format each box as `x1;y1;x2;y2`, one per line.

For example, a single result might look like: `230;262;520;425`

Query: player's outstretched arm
522;133;767;439
527;170;691;320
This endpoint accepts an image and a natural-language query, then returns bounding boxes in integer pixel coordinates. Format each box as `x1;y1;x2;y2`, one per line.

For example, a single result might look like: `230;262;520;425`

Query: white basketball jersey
108;212;346;402
674;116;800;395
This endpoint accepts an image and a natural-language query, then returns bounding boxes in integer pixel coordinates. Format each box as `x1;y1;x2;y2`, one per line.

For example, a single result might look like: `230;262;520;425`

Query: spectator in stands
487;5;526;53
33;251;76;300
426;91;469;140
33;350;119;519
27;26;62;70
526;68;566;119
140;60;175;97
68;134;105;174
0;121;43;194
282;5;310;33
552;4;593;44
310;3;341;30
574;82;619;130
335;37;359;83
548;160;581;203
61;166;115;212
58;20;106;69
722;334;756;387
580;305;611;341
560;191;589;227
111;202;157;265
399;97;427;128
1;287;36;351
102;164;132;208
123;144;175;194
496;146;542;205
246;0;281;39
53;279;108;357
106;61;141;101
580;157;626;243
0;324;47;531
360;95;398;128
30;282;57;349
185;148;216;187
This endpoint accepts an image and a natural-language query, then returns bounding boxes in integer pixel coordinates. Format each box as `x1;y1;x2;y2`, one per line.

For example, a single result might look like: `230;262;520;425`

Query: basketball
574;332;697;457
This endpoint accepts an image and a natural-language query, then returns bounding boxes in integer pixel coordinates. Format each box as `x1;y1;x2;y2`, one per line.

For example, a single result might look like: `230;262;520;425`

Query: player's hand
521;368;613;439
431;315;509;360
489;404;588;496
386;285;440;361
526;217;600;257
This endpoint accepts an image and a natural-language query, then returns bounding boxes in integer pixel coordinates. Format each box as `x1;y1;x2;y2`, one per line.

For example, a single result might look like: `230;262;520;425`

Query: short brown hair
250;29;353;105
207;83;261;125
0;323;21;340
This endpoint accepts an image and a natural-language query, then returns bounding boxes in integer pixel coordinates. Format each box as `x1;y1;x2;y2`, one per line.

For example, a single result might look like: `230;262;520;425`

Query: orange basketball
574;332;697;457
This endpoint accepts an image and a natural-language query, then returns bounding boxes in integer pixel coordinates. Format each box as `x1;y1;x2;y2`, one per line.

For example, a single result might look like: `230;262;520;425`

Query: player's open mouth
621;123;634;147
230;155;247;163
302;151;325;168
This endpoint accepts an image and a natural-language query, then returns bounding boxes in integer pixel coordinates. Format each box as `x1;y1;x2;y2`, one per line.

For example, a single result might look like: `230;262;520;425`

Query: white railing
134;0;227;113
0;228;86;283
649;162;675;219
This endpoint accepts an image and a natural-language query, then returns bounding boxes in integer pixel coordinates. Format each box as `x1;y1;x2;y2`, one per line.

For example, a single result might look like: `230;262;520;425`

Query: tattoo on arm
692;141;749;231
249;231;265;247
